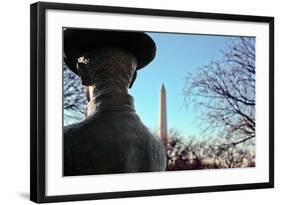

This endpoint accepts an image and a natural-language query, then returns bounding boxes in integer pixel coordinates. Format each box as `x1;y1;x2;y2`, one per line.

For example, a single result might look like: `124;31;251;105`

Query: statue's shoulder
64;123;78;136
63;119;100;143
64;121;86;141
64;117;94;135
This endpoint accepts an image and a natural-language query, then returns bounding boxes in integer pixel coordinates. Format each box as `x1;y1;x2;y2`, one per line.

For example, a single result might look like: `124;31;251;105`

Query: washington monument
159;84;168;146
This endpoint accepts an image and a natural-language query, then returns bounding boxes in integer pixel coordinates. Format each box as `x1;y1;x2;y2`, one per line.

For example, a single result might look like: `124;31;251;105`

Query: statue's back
64;110;167;176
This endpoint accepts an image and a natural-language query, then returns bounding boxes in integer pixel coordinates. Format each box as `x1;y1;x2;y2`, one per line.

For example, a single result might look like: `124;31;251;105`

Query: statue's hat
63;28;156;75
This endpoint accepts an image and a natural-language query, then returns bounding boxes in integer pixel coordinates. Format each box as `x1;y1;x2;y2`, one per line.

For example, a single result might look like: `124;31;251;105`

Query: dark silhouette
63;29;166;176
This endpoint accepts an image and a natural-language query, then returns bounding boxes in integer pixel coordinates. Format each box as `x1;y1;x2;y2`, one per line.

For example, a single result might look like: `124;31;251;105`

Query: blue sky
129;32;234;138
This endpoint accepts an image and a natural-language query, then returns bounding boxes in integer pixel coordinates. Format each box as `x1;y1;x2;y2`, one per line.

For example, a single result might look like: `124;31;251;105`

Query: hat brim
64;28;156;75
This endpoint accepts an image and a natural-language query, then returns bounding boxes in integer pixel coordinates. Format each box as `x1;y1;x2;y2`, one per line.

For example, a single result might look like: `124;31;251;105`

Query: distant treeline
161;129;255;171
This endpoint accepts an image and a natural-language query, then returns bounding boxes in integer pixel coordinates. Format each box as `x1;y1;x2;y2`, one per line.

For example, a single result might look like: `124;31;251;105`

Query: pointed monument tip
161;83;166;90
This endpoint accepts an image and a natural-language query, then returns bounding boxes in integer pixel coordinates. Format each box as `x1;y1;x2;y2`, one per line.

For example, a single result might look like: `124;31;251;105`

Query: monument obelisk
159;84;168;146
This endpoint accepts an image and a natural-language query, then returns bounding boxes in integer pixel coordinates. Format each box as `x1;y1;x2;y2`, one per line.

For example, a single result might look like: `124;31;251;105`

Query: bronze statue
63;29;166;176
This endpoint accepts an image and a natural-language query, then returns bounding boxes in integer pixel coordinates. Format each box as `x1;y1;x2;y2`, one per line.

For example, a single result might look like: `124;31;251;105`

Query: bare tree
184;37;255;148
64;65;87;125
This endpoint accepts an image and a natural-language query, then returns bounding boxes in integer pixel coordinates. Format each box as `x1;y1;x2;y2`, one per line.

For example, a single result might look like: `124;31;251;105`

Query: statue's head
76;47;137;89
64;29;156;89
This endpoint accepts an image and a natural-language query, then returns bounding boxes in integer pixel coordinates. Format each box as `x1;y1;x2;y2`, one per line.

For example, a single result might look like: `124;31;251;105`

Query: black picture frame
30;1;274;203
